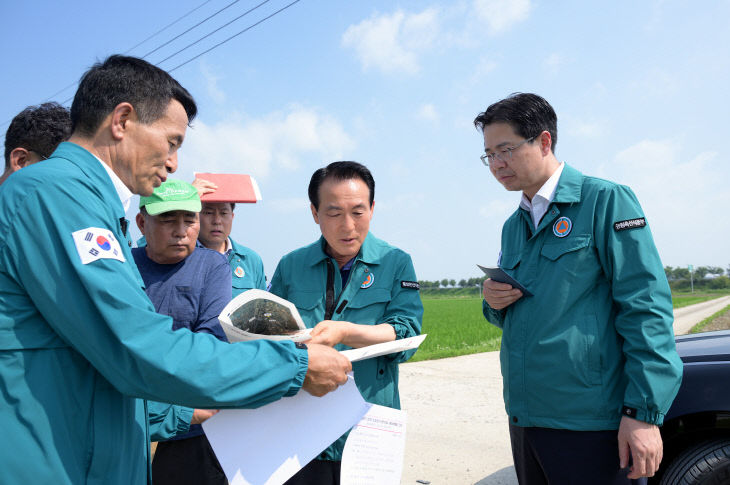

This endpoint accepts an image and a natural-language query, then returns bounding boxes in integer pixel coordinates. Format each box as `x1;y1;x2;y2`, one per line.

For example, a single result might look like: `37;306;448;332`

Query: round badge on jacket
553;216;572;238
234;266;245;278
361;272;375;289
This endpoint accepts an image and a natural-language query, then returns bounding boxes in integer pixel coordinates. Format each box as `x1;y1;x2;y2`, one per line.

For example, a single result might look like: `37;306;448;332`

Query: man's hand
618;415;663;479
309;320;351;347
302;343;352;397
191;408;219;425
191;177;218;198
483;278;523;310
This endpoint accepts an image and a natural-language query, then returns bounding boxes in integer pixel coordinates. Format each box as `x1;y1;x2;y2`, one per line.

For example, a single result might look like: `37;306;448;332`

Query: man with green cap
134;179;231;485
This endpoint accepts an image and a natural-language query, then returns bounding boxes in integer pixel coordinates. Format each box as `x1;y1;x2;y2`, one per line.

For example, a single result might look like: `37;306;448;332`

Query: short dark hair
308;161;375;210
4;102;72;168
473;93;558;153
71;55;197;136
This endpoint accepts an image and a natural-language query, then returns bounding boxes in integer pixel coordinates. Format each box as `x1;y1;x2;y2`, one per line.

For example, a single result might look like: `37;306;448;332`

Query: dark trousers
152;434;227;485
283;459;341;485
509;424;648;485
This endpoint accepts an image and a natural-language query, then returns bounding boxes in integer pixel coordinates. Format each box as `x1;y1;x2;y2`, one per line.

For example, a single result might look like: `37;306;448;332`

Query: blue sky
2;0;729;280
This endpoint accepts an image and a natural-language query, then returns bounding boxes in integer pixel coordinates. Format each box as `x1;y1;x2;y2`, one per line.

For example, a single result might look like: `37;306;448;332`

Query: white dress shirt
94;154;133;213
519;162;565;229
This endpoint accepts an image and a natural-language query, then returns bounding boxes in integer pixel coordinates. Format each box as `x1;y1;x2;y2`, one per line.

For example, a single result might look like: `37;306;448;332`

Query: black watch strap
295;342;307;350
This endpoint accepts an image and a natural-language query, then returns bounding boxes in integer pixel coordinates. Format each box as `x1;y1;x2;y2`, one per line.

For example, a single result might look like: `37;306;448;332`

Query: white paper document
341;405;408;485
203;374;370;485
339;334;427;362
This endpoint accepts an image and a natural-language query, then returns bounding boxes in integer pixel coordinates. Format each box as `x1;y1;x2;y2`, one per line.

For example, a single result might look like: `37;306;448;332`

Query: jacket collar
52;142;127;217
228;237;248;260
552;163;583;204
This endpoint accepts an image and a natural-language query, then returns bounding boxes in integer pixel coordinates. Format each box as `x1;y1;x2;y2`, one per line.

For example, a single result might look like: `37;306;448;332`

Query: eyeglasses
480;136;536;167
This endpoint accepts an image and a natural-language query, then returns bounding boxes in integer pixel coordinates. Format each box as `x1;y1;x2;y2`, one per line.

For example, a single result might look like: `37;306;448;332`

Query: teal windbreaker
269;233;423;460
228;237;266;297
483;164;682;429
0;142;309;484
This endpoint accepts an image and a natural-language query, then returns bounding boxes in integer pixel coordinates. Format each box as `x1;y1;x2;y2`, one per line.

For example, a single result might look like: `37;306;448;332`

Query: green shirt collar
308;232;379;267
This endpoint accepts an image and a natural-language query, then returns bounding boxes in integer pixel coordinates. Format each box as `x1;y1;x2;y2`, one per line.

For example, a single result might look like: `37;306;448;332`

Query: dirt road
672;295;730;335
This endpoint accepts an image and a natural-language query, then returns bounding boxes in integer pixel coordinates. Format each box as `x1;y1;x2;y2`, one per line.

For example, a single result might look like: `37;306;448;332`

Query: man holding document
474;93;682;484
0;55;351;485
269;161;423;485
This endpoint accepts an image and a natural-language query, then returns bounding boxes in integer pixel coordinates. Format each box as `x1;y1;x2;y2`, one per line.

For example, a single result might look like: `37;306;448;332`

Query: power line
1;0;217;128
44;0;217;104
156;0;272;66
125;0;214;54
170;0;302;72
4;0;305;127
141;0;242;59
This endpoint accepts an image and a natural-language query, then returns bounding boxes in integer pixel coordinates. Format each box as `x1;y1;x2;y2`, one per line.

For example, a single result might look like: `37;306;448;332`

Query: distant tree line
420;266;730;291
418;277;484;289
664;265;730;291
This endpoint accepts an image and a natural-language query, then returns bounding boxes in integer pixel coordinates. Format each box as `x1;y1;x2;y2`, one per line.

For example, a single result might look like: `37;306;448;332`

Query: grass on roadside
690;304;730;334
410;297;501;362
673;290;730;309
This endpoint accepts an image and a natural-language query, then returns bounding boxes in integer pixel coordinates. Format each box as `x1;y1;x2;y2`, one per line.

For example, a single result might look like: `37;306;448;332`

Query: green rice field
410;297;501;362
410;290;730;362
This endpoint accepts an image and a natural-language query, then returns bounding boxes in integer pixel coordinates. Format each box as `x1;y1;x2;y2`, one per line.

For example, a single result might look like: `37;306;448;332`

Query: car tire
660;439;730;485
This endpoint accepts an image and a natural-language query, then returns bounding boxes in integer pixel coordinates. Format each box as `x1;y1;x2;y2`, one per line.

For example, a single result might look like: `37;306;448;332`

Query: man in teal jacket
0;55;351;485
475;93;682;484
270;161;423;485
196;199;267;297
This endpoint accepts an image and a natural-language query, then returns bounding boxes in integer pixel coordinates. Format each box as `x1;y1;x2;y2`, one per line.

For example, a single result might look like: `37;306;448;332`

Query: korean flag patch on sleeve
72;227;125;264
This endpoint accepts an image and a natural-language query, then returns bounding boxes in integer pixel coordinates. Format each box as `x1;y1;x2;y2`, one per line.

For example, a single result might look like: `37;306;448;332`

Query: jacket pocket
345;288;391;325
527;313;605;418
539;234;595;280
540;234;591;261
289;291;324;327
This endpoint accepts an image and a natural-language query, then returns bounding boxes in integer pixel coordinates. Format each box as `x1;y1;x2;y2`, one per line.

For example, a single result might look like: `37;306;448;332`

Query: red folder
194;173;262;203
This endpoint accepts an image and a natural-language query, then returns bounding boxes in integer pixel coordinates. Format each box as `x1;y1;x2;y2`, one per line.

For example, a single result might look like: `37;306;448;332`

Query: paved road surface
398;295;730;484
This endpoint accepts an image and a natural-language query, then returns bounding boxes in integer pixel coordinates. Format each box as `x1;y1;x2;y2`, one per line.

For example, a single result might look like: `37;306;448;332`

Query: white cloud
268;197;311;214
416;103;439;122
478;198;515;221
341;2;531;74
200;62;225;104
341;8;440;74
472;0;531;35
601;138;730;266
630;67;680;97
562;115;606;138
542;52;568;75
179;106;355;180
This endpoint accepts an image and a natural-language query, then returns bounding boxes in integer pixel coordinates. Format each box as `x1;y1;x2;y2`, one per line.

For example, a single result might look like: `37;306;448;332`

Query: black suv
651;330;730;484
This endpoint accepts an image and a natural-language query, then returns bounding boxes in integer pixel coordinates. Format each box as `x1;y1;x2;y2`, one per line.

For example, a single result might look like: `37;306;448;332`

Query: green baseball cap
139;179;201;215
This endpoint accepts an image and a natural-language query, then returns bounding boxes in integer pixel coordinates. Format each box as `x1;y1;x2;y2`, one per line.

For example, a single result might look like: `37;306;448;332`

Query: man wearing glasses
474;93;682;484
0;102;71;186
